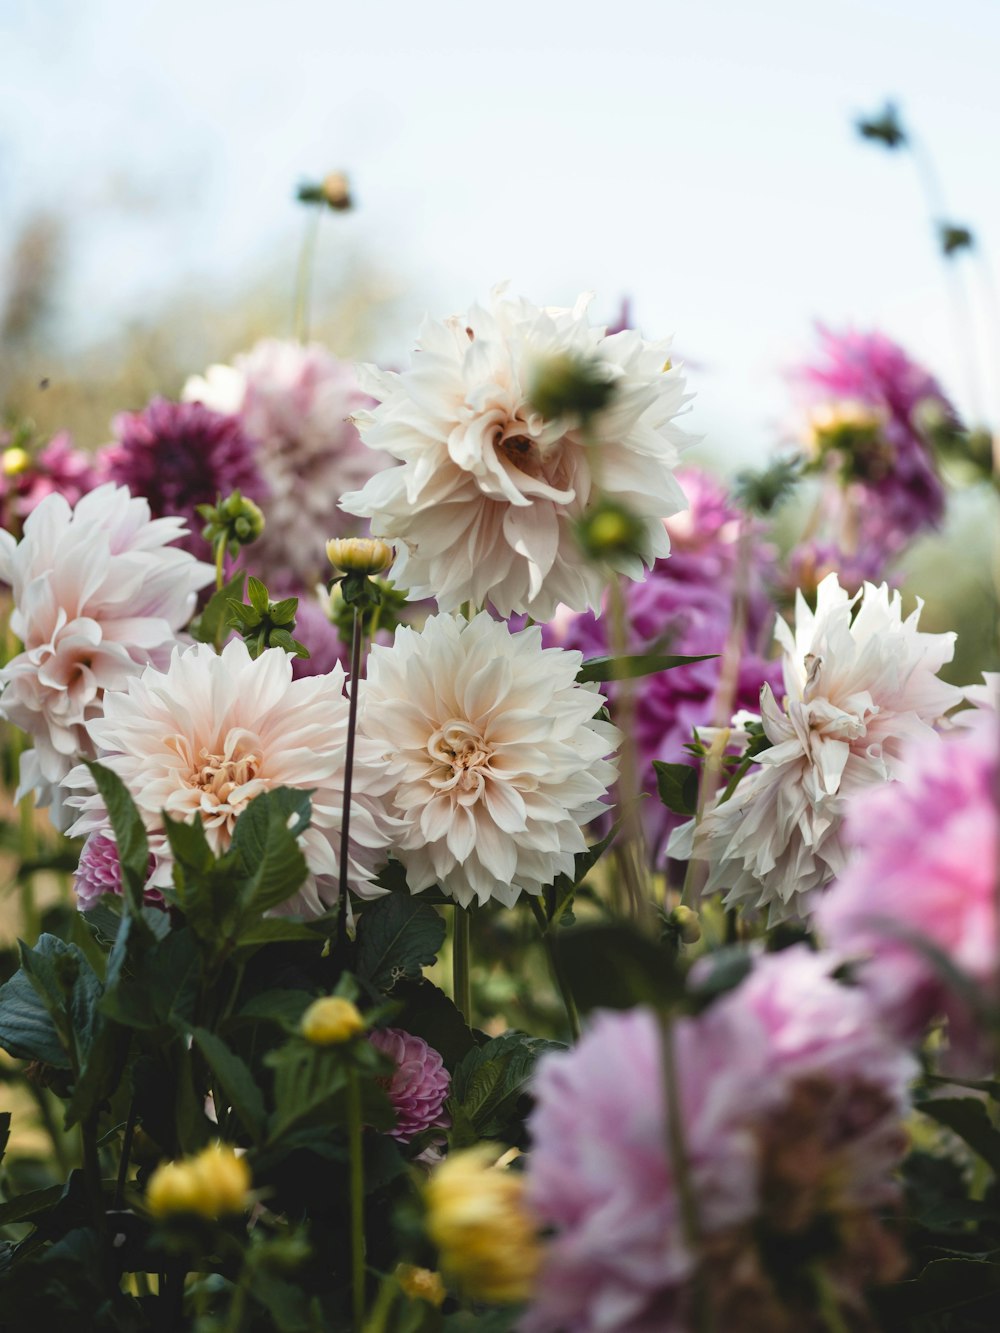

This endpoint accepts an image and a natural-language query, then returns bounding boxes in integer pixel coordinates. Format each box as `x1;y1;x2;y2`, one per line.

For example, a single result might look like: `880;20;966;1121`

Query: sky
1;0;999;461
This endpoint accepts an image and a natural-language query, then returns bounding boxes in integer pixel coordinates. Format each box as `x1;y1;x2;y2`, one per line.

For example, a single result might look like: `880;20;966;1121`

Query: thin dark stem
347;1066;366;1333
453;905;472;1024
113;1098;139;1211
338;606;364;920
528;897;580;1040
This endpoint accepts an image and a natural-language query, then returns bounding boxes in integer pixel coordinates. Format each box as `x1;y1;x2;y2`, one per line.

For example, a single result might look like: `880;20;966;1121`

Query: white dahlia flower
63;640;397;915
669;573;964;923
183;338;383;584
0;485;214;828
339;289;694;620
358;613;620;908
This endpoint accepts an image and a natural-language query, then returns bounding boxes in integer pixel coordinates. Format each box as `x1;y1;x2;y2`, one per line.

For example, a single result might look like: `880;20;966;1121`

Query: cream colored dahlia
63;640;397;915
339;289;694;620
669;573;964;923
0;485;214;828
359;613;619;907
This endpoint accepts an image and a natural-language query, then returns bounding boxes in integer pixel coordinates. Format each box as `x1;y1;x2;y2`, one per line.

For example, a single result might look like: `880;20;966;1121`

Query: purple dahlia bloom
98;398;266;557
74;832;163;913
369;1027;451;1144
796;327;953;565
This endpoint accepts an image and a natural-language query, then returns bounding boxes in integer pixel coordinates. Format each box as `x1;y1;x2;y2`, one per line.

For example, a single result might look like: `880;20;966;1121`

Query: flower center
497;425;546;480
192;746;261;805
426;720;492;800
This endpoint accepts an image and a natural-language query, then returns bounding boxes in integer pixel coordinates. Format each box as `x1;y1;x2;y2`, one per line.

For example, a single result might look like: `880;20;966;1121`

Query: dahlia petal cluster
0;485;214;827
1;430;97;531
368;1027;451;1143
359;613;619;908
97;398;266;557
184;338;382;584
63;639;398;914
791;328;952;581
524;947;915;1333
339;288;694;620
544;467;781;861
670;572;964;922
817;708;999;1071
73;831;163;913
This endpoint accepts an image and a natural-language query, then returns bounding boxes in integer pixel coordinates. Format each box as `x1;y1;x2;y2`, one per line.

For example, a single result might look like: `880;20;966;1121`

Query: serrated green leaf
652;760;700;816
188;569;245;645
577;652;715;684
355;893;446;992
390;979;475;1072
232;787;313;920
0;961;69;1067
450;1031;562;1143
247;575;270;613
191;1027;267;1143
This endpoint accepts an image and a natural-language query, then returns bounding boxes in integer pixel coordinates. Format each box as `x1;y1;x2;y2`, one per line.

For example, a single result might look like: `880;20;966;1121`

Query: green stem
113;1097;138;1211
338;606;365;933
453;904;472;1024
361;1274;399;1333
528;897;580;1040
347;1065;366;1333
293;207;322;344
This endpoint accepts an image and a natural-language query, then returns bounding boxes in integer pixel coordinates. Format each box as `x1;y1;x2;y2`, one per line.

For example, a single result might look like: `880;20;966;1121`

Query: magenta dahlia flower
793;328;952;576
98;398;266;557
368;1027;451;1144
524;946;914;1332
817;709;999;1072
73;831;162;913
1;431;97;533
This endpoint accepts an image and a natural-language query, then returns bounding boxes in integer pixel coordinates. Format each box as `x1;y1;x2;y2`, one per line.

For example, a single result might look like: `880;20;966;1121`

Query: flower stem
453;904;472;1024
113;1096;138;1211
528;896;580;1040
338;605;364;924
347;1064;366;1333
607;575;650;925
293;206;322;344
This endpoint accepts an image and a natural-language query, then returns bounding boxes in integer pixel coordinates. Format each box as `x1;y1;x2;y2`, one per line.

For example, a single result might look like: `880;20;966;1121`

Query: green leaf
187;569;245;645
554;922;685;1015
265;1042;393;1143
390;979;476;1072
191;1027;267;1143
577;652;714;684
872;1258;1000;1322
247;575;270;614
234;919;321;948
0;1182;67;1227
82;762;149;918
356;893;446;992
235;989;314;1028
652;761;700;816
0;961;69;1067
0;1112;10;1167
919;1097;1000;1174
231;787;313;920
450;1031;562;1144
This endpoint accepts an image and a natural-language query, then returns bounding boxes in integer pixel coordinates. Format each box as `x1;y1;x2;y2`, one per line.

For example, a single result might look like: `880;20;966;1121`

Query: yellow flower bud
321;171;352;211
146;1143;251;1220
396;1263;446;1307
671;904;702;944
425;1145;541;1304
2;447;31;477
586;509;633;551
326;537;394;576
301;995;366;1045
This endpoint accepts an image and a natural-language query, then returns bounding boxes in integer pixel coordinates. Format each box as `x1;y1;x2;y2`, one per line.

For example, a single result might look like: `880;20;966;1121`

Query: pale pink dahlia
340;289;694;620
669;572;964;923
63;639;397;915
817;710;999;1070
359;612;619;908
0;485;214;828
524;946;914;1333
368;1027;451;1143
184;339;382;585
97;397;266;557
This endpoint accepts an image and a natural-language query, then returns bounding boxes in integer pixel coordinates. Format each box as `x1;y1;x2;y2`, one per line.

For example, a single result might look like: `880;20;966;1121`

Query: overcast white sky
1;0;998;461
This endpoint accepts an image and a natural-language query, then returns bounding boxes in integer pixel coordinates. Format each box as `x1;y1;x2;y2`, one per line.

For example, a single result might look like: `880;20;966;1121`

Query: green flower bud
529;352;615;422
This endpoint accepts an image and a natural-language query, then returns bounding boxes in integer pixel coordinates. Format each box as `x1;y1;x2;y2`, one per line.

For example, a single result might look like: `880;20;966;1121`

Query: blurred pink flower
184;339;382;585
73;831;162;914
1;431;97;532
369;1027;451;1144
817;709;999;1072
524;946;914;1332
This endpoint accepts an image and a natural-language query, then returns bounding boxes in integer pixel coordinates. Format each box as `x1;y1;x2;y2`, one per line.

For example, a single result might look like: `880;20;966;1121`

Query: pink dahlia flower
817;710;999;1071
368;1027;451;1143
0;485;214;828
98;397;266;559
184;339;382;585
73;831;162;913
524;946;914;1332
1;431;97;533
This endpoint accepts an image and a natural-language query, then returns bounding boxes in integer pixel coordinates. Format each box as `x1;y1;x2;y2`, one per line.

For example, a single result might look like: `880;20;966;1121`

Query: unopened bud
326;536;394;576
671;905;702;945
146;1143;251;1220
575;499;646;562
529;352;615;422
199;489;265;557
301;995;366;1045
397;1264;446;1307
